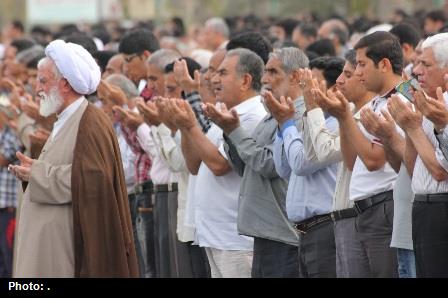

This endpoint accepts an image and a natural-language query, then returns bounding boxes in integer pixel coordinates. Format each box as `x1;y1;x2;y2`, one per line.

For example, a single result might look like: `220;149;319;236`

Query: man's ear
142;50;151;60
241;73;253;91
379;58;393;73
290;69;301;84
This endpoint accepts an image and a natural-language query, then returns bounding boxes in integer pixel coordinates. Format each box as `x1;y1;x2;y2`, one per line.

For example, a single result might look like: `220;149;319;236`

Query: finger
436;87;445;103
230;109;239;119
381;108;395;123
193;70;201;85
16;152;32;165
286;97;295;111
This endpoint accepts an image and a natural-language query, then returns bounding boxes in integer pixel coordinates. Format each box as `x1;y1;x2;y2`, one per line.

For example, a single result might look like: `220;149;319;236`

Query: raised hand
173;59;200;94
8;152;35;182
262;90;296;125
97;80;128;106
388;94;422;132
313;88;350;120
167;98;197;130
112;106;144;131
154;97;177;132
360;107;397;140
203;102;240;135
21;95;41;121
300;68;322;111
29;128;51;147
414;87;448;132
136;98;161;126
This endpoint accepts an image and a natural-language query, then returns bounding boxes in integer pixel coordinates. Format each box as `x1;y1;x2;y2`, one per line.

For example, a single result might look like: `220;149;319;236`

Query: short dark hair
354;31;403;75
274;18;301;39
65;33;98;54
10;39;35;54
426;10;446;23
297;24;317;38
390;23;422;48
344;49;357;67
92;51;117;73
165;57;201;78
118;28;160;55
170;17;186;37
11;20;24;33
309;56;345;87
226;31;273;64
306;39;335;57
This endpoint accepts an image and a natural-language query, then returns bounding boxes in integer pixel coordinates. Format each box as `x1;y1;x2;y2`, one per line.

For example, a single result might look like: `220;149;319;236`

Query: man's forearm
180;130;202;175
406;127;448;181
181;125;231;176
381;132;405;173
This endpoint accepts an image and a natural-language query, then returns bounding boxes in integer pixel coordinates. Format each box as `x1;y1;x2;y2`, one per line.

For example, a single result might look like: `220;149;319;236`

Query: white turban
45;40;101;95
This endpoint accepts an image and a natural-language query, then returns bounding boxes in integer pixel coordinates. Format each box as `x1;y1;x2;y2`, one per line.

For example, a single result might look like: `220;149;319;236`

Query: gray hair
105;74;139;99
37;57;63;80
226;48;264;92
205;17;230;38
147;49;181;72
269;47;309;73
422;32;448;68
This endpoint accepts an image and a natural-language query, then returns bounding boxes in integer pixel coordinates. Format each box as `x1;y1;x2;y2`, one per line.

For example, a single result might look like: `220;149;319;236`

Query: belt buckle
294;224;307;235
330;212;336;222
354;202;363;215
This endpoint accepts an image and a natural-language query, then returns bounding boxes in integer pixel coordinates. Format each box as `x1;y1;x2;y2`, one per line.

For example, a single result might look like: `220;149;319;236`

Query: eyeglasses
124;53;141;64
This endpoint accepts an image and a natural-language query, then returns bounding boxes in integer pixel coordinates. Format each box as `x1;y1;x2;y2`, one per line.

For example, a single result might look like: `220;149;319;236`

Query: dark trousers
132;181;156;278
0;208;15;278
166;192;210;278
251;237;299;278
353;199;398;278
413;200;448;278
298;220;336;278
153;191;172;278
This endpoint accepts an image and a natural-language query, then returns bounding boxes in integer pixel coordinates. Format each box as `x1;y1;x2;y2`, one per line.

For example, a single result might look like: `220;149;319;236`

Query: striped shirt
0;125;23;208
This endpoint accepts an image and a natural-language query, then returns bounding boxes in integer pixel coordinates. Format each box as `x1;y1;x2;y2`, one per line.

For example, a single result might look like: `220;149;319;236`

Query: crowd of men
1;8;448;278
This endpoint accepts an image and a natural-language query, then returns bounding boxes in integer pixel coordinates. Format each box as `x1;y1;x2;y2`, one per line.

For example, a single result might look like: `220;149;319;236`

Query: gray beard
39;88;62;117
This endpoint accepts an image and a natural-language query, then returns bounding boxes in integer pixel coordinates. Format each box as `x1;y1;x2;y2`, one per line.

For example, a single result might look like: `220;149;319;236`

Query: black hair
65;33;98;55
297;23;317;38
344;49;357;68
390;23;422;48
11;20;24;33
309;56;345;87
426;10;446;23
354;31;404;76
306;39;336;57
226;31;273;64
118;28;160;55
165;57;201;79
92;51;117;73
10;39;35;54
274;18;301;39
170;17;186;37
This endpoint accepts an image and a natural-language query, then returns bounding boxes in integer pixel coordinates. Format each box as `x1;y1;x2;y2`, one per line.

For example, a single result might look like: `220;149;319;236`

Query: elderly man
10;40;138;278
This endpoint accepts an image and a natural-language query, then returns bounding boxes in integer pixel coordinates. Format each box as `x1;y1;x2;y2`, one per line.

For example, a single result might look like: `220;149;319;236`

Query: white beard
39;87;62;117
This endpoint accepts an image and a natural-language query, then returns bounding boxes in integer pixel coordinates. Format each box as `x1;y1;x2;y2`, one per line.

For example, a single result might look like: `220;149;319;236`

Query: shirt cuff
136;123;151;140
280;119;296;136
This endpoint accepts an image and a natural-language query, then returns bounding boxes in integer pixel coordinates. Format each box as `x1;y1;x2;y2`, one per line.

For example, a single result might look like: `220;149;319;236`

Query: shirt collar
233;95;261;115
57;96;85;120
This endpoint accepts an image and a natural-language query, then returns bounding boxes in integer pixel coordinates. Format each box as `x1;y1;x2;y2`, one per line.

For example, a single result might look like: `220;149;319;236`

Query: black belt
134;180;153;195
414;193;448;203
153;183;178;193
331;208;358;222
294;213;332;234
354;190;393;214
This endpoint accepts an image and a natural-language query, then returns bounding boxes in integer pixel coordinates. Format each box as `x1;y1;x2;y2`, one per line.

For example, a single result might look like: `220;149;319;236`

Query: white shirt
115;125;137;194
412;116;448;194
51;97;85;141
151;125;194;242
194;95;266;251
350;96;398;201
136;123;178;185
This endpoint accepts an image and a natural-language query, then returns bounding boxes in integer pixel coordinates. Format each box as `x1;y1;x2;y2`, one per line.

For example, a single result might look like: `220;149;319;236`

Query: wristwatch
435;125;447;136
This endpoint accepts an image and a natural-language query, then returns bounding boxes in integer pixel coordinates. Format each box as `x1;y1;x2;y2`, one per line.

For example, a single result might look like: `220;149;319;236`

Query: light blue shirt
273;100;339;223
